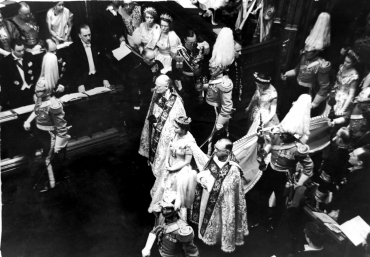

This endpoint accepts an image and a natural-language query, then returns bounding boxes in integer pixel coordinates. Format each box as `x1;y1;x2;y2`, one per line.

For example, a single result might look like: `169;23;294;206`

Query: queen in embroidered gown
148;117;208;220
155;14;182;73
132;7;161;52
246;74;279;130
138;75;186;200
232;73;279;196
332;51;359;116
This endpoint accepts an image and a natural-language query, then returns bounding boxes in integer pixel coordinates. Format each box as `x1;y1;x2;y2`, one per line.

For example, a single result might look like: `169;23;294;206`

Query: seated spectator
0;9;20;59
11;2;43;50
155;14;181;73
46;1;73;44
68;24;111;92
356;99;370;147
293;222;327;257
132;7;161;52
315;127;351;208
0;39;37;110
330;86;370;147
327;144;370;224
119;0;142;47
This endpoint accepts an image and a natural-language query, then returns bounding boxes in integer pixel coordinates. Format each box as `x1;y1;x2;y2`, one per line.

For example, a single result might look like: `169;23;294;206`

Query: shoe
40;186;52;193
250;222;259;229
40;180;55;193
266;224;275;233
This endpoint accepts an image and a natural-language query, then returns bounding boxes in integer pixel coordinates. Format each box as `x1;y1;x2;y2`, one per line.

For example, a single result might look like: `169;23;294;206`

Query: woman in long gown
332;49;360;117
233;72;279;195
245;72;279;130
46;1;73;44
132;7;161;52
148;116;208;219
119;0;142;47
155;13;182;73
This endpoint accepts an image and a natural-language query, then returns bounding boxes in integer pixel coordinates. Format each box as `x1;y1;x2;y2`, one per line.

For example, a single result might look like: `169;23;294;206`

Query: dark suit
98;7;128;52
0;52;39;159
327;167;370;224
0;52;37;110
67;39;108;92
96;8;138;85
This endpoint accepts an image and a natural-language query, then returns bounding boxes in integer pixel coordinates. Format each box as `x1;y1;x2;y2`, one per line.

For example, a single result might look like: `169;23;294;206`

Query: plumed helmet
209;27;235;69
305;13;331;51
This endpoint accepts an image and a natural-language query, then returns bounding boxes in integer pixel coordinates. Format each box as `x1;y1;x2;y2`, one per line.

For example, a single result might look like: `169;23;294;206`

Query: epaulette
176;223;194;243
50;97;62;110
218;75;233;93
165;220;182;234
295;142;310;156
318;59;331;73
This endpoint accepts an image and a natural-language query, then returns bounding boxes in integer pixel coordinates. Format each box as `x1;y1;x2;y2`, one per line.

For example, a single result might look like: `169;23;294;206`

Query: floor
1;112;289;257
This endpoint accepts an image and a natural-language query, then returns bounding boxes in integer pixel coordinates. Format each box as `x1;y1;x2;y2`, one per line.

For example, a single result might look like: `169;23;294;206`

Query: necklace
177;133;186;140
146;23;154;31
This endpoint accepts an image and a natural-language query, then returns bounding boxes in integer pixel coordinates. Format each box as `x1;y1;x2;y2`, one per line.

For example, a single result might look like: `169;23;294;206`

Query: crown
347;49;360;63
175;116;191;126
160;13;173;22
144;7;157;16
254;72;271;84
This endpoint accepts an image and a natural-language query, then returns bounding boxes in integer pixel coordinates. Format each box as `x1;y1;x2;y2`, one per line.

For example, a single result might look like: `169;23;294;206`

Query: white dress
155;31;181;72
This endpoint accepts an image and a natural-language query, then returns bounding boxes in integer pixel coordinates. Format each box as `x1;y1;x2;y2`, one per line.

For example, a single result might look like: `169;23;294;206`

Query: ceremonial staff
328;86;337;152
257;114;267;170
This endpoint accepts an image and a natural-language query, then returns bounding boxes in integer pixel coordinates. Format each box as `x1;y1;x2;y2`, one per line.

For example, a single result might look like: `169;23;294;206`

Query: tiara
347;49;360;63
144;7;157;16
254;72;271;83
175;116;191;126
160;13;173;22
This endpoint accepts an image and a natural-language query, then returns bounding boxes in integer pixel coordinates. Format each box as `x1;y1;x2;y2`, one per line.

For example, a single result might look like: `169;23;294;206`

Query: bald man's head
18;2;31;21
217;138;233;151
142;49;156;66
214;138;232;161
155;75;171;94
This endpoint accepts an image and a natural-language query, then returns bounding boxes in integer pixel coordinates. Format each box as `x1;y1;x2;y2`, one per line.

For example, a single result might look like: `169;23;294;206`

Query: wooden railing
1;88;127;174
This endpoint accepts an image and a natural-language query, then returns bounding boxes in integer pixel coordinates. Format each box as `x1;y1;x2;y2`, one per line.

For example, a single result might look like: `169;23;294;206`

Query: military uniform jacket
206;75;233;128
11;15;40;48
34;97;68;138
151;218;199;257
268;133;313;177
294;55;331;97
171;47;208;79
0;52;37;110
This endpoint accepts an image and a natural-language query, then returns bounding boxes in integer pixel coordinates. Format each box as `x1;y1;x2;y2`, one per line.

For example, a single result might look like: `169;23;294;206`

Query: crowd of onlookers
1;1;370;257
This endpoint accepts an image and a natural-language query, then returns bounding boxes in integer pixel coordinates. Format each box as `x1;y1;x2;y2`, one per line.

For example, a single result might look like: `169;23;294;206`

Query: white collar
106;5;117;16
81;39;91;47
304;244;323;251
163;89;171;99
213;155;229;169
12;53;22;61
